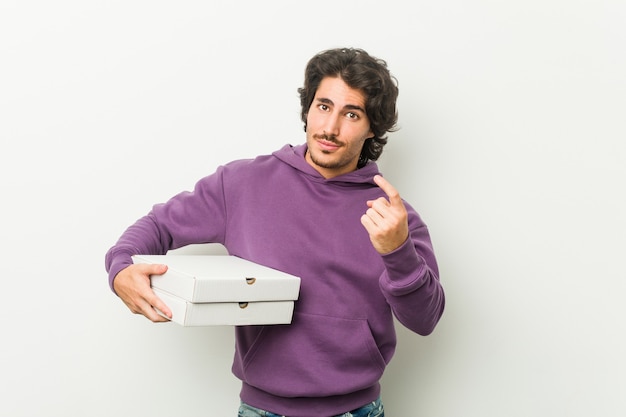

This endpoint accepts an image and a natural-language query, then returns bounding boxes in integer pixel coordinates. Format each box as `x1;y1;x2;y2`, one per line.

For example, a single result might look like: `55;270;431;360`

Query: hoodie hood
272;143;381;186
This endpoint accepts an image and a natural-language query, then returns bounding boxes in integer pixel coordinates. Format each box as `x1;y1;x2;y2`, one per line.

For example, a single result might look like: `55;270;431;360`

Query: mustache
314;132;341;144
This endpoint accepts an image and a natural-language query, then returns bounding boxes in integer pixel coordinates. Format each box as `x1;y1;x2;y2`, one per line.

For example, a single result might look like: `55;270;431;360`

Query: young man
105;47;445;417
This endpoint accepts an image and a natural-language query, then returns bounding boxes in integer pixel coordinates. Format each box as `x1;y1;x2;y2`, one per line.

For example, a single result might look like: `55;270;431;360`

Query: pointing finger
373;175;402;206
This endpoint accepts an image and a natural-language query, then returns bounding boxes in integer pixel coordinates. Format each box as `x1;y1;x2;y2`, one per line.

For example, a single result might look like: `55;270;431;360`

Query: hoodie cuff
379;238;426;296
105;248;135;295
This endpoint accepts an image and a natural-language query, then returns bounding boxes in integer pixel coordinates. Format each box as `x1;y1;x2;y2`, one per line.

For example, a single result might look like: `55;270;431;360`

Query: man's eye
346;112;358;119
319;104;329;111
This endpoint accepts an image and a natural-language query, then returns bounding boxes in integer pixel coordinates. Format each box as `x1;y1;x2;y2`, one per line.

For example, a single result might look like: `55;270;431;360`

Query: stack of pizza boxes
132;255;301;326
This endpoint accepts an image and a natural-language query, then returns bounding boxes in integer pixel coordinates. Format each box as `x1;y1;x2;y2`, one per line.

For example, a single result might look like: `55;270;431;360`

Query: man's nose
323;113;341;137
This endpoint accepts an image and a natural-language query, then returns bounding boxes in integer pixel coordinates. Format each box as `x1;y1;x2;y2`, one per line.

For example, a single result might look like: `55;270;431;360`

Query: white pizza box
132;254;301;303
153;288;295;326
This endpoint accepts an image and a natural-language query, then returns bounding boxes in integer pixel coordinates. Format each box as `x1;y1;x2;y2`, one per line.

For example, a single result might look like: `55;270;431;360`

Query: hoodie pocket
239;311;386;398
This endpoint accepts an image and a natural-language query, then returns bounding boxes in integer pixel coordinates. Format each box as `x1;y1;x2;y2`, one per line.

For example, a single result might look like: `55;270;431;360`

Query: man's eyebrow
344;104;366;113
316;97;333;105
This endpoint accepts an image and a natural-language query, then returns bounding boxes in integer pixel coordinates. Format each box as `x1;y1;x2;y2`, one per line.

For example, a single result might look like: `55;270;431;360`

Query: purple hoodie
105;144;444;416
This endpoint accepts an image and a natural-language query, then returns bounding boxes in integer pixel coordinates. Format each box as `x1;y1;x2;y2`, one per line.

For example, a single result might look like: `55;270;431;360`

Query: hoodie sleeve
378;209;445;335
104;166;229;293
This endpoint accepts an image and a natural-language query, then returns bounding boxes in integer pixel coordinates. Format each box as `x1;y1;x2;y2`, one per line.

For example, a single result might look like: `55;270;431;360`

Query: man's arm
105;165;231;321
361;175;445;335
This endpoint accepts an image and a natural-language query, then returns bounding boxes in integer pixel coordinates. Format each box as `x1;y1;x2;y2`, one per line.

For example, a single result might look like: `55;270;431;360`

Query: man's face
305;76;374;179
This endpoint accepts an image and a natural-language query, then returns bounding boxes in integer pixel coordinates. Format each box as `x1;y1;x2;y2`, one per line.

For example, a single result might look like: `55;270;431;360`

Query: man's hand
361;175;409;254
113;263;172;322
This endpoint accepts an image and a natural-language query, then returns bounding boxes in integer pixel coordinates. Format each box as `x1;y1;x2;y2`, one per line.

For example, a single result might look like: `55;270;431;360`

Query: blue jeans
238;397;384;417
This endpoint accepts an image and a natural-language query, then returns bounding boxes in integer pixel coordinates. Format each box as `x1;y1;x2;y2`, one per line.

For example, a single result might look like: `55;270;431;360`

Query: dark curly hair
298;47;399;167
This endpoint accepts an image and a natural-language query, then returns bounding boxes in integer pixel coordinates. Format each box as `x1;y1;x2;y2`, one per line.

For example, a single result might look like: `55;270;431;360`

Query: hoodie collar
272;143;381;185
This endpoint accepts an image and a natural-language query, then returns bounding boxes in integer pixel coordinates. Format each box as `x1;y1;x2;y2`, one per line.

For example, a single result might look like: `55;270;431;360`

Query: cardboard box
153;288;295;326
132;254;301;303
131;254;300;326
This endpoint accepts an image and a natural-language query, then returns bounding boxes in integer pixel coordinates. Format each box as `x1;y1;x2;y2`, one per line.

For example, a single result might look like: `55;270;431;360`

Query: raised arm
361;175;445;335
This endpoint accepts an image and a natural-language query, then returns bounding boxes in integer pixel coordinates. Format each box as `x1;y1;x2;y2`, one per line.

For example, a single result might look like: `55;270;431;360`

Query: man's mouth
318;139;340;151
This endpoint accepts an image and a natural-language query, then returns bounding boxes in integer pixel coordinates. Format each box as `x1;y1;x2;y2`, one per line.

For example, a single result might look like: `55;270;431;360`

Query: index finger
373;175;403;206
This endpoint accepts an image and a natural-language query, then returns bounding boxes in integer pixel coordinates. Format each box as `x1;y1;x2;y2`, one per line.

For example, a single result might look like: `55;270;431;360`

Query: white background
1;1;624;416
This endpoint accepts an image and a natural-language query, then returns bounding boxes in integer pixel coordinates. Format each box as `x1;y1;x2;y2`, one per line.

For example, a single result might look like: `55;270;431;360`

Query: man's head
298;48;399;169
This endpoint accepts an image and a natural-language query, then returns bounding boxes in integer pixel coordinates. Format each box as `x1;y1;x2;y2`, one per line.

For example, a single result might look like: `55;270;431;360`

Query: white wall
1;1;624;416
